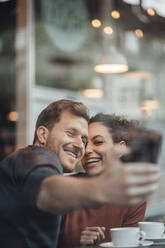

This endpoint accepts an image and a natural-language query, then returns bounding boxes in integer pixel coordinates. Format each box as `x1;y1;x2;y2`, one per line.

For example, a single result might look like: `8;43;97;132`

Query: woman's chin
86;165;103;176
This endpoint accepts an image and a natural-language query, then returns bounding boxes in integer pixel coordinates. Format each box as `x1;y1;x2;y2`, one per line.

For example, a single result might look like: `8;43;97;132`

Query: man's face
45;110;88;172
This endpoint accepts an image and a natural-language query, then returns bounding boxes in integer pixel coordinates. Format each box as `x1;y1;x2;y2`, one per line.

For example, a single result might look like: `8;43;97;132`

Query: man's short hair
89;113;138;145
33;99;89;143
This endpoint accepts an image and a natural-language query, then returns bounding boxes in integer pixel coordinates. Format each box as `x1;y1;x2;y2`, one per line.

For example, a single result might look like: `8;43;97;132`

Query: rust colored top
58;175;146;248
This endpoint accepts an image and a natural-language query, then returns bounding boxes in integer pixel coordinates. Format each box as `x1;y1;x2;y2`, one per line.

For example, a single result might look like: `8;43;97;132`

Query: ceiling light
94;64;128;74
147;8;156;16
135;29;144;38
141;100;160;116
94;46;128;74
82;89;104;98
124;71;152;79
103;26;113;35
91;19;102;28
111;10;120;19
142;0;165;17
7;112;19;122
141;100;160;110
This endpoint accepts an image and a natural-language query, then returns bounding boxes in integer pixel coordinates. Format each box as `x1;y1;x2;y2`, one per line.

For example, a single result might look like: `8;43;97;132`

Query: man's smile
65;151;77;159
63;146;83;160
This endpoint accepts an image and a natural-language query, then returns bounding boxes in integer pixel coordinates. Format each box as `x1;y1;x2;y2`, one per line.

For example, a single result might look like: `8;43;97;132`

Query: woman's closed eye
93;140;104;145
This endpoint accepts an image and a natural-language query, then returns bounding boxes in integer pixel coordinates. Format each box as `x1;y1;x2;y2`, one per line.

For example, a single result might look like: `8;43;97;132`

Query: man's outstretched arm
37;148;159;214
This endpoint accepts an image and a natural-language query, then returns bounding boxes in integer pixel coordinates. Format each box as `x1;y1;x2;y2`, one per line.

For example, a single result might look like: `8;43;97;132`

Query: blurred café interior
0;0;165;219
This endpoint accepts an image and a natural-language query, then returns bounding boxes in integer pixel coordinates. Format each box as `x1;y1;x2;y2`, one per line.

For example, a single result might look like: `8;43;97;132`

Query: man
0;99;159;248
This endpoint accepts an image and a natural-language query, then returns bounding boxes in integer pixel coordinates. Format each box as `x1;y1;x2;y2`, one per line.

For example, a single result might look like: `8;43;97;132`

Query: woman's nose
85;142;93;154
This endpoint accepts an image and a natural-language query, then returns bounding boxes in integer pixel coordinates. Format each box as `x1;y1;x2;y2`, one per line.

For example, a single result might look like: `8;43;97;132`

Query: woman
58;113;146;247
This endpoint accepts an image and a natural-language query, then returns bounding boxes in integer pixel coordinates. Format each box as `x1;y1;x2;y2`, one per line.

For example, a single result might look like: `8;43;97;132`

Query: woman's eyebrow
91;135;104;140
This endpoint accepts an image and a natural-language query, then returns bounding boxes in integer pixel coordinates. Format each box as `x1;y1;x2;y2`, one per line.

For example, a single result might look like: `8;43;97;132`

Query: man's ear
36;126;49;146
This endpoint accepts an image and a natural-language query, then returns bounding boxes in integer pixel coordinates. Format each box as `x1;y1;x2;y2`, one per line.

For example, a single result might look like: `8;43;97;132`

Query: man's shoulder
22;145;63;173
0;145;63;174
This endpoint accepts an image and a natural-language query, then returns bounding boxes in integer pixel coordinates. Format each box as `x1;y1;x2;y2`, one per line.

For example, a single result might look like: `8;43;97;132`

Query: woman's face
83;122;115;176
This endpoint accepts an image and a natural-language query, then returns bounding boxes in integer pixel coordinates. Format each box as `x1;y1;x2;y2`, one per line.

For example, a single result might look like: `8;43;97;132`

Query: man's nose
74;137;84;150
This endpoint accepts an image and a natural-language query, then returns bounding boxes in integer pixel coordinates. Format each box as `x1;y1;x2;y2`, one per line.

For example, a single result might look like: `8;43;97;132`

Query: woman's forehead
88;122;110;137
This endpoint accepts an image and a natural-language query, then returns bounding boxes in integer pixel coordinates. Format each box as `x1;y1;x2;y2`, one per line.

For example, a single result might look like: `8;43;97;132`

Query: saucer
99;241;153;248
146;234;165;242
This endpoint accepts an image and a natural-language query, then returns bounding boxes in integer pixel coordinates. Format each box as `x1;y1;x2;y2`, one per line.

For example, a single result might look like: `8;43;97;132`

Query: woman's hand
80;226;105;245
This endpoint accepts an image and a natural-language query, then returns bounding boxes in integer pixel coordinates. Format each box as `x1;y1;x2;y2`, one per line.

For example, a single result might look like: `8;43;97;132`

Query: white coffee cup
138;222;165;239
110;227;146;247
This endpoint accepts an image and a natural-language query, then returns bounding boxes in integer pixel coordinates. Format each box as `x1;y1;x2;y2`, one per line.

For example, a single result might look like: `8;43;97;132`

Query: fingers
127;182;159;197
80;238;96;245
122;164;159;204
80;226;105;245
80;231;98;245
85;226;105;240
125;163;159;174
124;164;160;185
121;182;159;206
124;185;159;205
125;173;160;186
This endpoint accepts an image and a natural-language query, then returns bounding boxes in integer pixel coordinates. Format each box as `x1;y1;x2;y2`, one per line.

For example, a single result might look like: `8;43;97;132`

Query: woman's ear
118;140;126;157
119;140;126;147
36;126;49;146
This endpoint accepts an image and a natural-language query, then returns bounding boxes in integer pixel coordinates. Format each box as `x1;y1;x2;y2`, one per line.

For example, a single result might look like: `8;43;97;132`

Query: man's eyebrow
67;128;88;139
67;128;76;131
66;128;77;133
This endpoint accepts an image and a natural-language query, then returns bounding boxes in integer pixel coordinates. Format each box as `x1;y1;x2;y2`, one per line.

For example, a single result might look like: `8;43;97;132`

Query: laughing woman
58;114;146;248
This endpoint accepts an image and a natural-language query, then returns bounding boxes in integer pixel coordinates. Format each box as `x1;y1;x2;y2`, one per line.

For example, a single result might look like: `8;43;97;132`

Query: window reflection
0;0;165;217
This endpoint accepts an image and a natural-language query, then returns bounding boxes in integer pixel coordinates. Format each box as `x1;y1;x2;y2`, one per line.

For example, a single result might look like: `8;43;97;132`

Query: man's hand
99;145;160;206
80;226;105;245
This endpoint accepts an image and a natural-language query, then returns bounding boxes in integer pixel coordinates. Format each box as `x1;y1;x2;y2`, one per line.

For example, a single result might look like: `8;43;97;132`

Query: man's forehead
56;110;88;131
59;109;85;120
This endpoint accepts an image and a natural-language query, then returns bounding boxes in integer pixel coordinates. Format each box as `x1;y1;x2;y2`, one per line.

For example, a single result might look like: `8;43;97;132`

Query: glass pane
0;0;165;220
0;0;16;160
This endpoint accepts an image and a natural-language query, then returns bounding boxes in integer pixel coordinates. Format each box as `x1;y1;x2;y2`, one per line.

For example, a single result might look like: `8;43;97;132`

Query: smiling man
0;99;160;248
33;103;88;173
